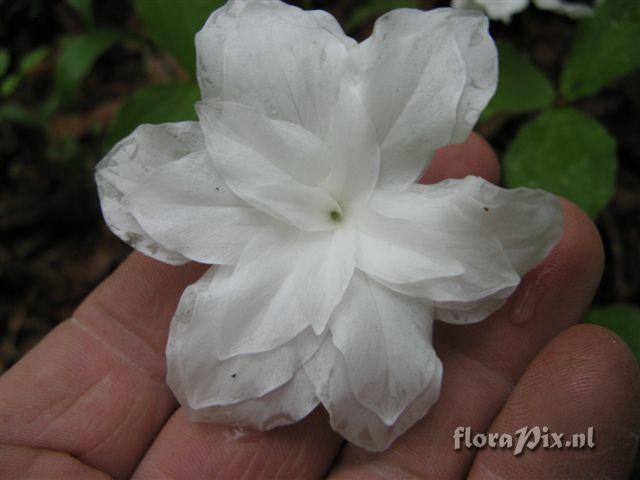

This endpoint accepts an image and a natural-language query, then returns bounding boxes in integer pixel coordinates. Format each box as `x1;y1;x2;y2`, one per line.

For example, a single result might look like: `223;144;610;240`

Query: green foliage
585;305;640;362
54;29;124;102
106;82;200;148
0;49;10;78
561;0;640;101
134;0;224;75
346;0;420;31
504;108;616;218
1;46;49;98
66;0;94;27
481;41;555;120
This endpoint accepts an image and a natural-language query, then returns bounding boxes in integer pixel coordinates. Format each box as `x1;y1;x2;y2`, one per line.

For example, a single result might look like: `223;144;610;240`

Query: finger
329;201;604;479
421;132;501;185
132;408;341;480
0;253;206;479
468;324;640;479
121;133;497;480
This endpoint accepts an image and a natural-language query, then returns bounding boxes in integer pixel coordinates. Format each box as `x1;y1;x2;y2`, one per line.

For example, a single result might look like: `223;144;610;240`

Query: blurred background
0;0;638;385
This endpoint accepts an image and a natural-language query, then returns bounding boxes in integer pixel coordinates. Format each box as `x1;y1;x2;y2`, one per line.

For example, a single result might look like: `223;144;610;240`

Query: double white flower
96;1;563;451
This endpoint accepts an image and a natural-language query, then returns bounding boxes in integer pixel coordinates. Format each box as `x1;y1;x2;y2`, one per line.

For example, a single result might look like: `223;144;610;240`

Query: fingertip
421;132;500;185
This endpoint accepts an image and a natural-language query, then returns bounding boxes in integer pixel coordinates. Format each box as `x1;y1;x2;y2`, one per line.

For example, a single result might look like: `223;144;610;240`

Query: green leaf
134;0;224;75
585;305;640;362
561;0;640;101
1;74;21;97
481;41;555;121
0;104;43;127
66;0;93;26
106;82;200;148
504;108;616;218
54;29;124;102
19;47;49;74
346;0;420;31
0;49;9;78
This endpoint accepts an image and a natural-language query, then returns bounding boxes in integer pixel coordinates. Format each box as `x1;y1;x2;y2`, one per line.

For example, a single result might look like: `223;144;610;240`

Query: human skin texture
1;133;638;480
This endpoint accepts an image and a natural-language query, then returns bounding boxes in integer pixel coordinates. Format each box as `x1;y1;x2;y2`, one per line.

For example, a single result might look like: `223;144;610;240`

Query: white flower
96;0;563;451
452;0;595;23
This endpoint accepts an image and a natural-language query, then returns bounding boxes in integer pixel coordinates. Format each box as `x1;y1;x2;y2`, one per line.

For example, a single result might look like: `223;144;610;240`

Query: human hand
1;133;638;480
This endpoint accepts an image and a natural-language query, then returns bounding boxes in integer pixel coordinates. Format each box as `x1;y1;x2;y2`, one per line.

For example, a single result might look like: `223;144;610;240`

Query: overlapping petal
191;223;355;360
367;176;562;323
197;101;342;231
353;8;497;190
196;0;352;138
305;332;442;451
96;122;205;264
451;0;528;23
167;267;320;429
123;151;270;265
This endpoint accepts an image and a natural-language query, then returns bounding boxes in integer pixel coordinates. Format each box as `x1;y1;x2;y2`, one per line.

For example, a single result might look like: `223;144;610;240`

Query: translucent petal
190;223;356;359
367;176;562;323
305;334;443;452
196;0;350;138
533;0;594;19
320;80;380;203
197;101;341;232
124;151;269;265
353;8;498;190
167;267;322;427
95;122;204;264
329;273;438;425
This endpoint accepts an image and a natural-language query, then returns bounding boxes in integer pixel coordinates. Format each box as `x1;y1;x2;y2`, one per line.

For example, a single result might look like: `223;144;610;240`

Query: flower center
329;210;342;222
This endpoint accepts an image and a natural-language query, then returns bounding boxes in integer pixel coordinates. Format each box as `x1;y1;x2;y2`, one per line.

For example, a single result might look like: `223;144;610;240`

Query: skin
1;133;638;479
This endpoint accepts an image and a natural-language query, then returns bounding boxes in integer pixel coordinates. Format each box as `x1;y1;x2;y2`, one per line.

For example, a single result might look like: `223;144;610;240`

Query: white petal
330;273;438;425
95;122;204;264
191;223;355;359
167;267;320;430
533;0;594;18
123;151;269;265
185;368;319;430
367;176;562;323
197;101;341;232
453;0;529;23
320;79;380;203
353;8;498;190
196;0;351;138
305;334;443;452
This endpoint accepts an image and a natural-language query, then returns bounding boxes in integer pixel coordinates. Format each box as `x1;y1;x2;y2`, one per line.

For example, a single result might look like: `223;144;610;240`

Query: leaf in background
66;0;93;27
54;29;124;102
504;108;616;218
481;41;555;121
19;47;49;74
106;81;200;148
585;305;640;362
346;0;420;32
0;49;9;78
134;0;224;75
1;75;21;97
561;0;640;101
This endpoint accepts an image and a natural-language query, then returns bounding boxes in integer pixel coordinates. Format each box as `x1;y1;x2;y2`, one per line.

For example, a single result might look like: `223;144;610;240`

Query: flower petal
191;223;356;359
329;272;438;425
452;0;529;23
367;176;562;323
197;101;341;231
196;0;351;138
304;333;443;451
95;122;204;264
353;8;498;190
123;151;269;265
320;79;380;203
533;0;595;19
167;266;321;430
